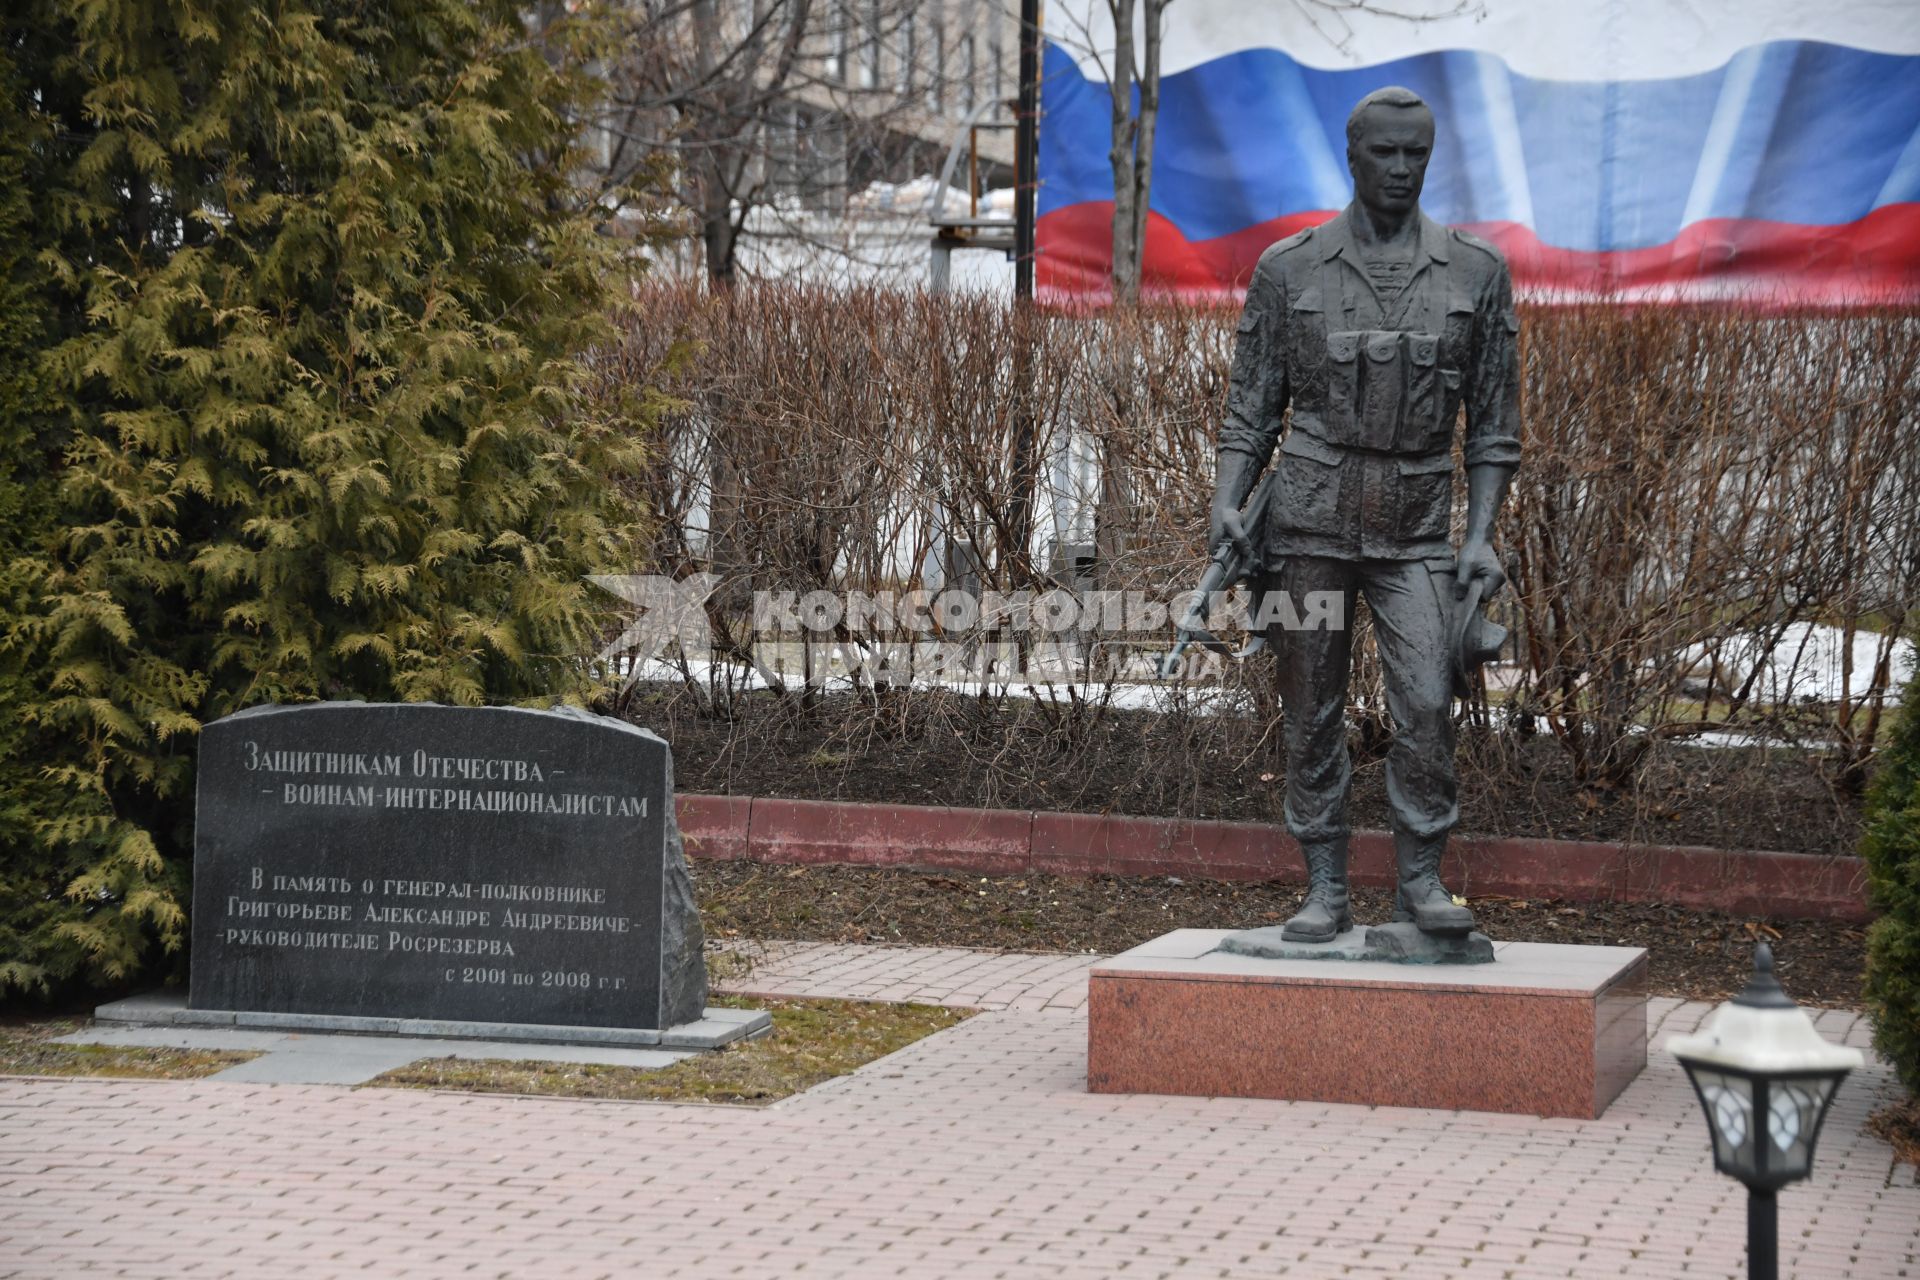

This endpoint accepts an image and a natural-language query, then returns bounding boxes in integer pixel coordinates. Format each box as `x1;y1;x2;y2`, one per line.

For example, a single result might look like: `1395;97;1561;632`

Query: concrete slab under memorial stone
1087;929;1647;1118
96;991;767;1051
56;1024;694;1086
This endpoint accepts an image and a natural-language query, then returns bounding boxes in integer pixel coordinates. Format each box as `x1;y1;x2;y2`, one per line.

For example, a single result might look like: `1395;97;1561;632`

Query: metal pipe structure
1748;1189;1777;1280
1013;0;1040;300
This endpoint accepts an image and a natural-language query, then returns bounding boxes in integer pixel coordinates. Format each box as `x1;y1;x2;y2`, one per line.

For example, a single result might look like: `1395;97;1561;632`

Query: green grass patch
0;1018;258;1080
367;995;970;1105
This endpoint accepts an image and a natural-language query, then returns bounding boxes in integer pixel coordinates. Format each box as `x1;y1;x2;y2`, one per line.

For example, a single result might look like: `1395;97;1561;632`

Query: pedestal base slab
1088;929;1646;1119
1217;923;1493;964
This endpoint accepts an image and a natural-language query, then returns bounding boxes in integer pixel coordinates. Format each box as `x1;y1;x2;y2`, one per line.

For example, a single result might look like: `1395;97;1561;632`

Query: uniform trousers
1259;555;1460;847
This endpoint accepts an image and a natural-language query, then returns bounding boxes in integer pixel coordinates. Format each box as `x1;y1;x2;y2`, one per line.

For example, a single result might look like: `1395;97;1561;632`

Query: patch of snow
609;651;1251;715
1676;622;1914;705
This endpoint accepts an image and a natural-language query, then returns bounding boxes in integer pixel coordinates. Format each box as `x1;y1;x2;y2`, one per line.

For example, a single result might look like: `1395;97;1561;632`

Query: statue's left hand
1453;538;1506;601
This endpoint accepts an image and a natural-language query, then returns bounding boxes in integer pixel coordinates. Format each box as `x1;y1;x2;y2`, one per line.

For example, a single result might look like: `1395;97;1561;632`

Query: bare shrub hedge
600;282;1919;815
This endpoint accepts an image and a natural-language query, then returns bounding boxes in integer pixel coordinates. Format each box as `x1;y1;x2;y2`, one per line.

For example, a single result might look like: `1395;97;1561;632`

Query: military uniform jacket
1219;206;1523;565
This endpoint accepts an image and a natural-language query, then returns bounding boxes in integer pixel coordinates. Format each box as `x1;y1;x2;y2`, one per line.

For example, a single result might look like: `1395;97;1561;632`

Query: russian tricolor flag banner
1038;0;1920;303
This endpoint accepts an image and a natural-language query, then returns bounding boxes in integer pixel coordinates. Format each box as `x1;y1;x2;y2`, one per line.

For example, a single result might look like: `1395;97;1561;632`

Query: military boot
1280;839;1352;942
1393;831;1475;934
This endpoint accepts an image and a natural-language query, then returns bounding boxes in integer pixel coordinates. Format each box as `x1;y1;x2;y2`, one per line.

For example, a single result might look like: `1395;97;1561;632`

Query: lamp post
1666;942;1865;1280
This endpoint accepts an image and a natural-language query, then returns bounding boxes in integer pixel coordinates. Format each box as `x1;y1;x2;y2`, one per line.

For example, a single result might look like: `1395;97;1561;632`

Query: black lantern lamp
1666;942;1865;1280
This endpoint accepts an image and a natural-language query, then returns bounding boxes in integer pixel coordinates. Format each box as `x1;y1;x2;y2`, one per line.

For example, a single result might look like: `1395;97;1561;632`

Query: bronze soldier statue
1211;86;1522;946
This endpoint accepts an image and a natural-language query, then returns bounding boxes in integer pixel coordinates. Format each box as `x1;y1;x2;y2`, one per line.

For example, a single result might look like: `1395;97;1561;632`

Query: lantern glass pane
1766;1076;1838;1181
1693;1069;1755;1176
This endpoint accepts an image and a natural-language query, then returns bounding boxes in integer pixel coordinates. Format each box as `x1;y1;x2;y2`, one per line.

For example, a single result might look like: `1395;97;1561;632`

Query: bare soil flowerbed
694;861;1869;1007
642;693;1865;857
1868;1098;1920;1170
655;686;1872;1007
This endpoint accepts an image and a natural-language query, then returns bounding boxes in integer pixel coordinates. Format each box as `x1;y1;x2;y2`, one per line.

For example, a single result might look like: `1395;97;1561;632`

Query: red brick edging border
675;794;1872;923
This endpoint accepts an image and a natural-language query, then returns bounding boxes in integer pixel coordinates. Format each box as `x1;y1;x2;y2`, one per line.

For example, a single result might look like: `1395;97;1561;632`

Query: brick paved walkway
4;943;1913;1279
720;940;1103;1012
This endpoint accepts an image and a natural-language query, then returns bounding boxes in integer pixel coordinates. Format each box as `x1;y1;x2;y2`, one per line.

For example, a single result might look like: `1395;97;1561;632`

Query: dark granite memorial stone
189;703;706;1030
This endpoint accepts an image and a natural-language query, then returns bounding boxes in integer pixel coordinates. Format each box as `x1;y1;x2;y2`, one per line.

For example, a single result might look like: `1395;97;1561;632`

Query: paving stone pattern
724;940;1104;1012
3;942;1914;1279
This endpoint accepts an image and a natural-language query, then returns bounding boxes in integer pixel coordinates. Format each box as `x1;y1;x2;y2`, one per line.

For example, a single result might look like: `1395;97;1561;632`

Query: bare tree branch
589;0;996;284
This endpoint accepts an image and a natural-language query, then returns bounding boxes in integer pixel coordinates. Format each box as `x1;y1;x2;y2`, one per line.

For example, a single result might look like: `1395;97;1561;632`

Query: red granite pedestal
1087;929;1647;1119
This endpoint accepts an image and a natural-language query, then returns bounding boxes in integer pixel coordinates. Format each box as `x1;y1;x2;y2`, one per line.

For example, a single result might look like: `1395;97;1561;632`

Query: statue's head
1346;86;1434;218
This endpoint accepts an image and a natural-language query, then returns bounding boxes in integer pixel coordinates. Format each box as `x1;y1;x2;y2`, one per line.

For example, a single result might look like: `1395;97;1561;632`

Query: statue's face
1348;105;1434;217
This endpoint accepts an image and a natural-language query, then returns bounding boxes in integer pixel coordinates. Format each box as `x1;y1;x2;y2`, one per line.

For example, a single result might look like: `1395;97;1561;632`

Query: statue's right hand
1210;501;1251;562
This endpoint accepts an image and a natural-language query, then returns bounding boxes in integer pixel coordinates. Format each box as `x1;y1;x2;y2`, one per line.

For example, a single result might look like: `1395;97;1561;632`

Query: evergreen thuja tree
1864;670;1920;1097
0;1;654;997
0;39;98;998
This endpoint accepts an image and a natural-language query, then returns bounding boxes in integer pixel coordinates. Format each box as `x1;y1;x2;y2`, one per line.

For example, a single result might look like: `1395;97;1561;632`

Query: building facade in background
589;0;1021;285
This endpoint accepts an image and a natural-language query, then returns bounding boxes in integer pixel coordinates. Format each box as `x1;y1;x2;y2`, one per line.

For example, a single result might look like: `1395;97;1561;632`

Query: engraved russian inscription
189;703;707;1030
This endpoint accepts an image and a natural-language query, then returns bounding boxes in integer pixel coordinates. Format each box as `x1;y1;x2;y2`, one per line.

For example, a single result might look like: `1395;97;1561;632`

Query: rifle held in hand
1158;471;1277;679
